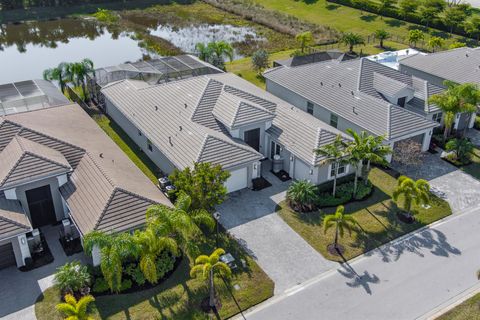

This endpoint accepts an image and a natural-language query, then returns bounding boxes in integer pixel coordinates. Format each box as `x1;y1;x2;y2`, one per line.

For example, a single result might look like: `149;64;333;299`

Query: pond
0;16;265;84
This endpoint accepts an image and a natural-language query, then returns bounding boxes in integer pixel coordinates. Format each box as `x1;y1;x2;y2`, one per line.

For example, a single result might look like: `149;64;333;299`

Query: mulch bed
396;211;415;224
270;170;291;182
59;237;83;256
327;244;345;256
252;176;272;191
19;235;54;272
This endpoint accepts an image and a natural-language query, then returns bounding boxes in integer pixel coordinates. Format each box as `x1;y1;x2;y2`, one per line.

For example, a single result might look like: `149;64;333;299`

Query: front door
26;185;56;229
244;128;260;151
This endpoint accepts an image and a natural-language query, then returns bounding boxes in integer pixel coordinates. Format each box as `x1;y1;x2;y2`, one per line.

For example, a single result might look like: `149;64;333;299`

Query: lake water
0;17;263;84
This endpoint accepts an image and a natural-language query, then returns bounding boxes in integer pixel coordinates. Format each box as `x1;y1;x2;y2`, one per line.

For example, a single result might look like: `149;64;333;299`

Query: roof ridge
18;126;86;154
424;80;430;113
195;134;210;163
312;128;323;165
386;104;392;140
24;151;71;171
202;133;262;158
230;100;243;128
0;152;25;187
84;152;115;187
191;79;224;122
15;136;71;170
93;187;119;231
0;214;31;230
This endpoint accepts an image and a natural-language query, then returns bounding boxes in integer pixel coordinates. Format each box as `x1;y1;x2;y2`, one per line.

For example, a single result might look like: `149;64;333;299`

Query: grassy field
436;293;480;320
35;231;274;320
278;167;453;262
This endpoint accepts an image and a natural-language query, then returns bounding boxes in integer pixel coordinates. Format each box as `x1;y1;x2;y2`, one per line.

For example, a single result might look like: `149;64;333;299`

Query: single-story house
100;70;354;192
263;57;441;156
399;46;480;130
0;80;170;269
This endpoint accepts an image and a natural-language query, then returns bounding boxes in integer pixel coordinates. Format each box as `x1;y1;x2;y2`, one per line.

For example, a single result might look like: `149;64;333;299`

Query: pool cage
89;55;220;108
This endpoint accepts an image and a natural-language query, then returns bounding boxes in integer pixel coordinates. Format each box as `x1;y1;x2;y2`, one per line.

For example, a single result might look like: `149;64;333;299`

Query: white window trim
327;163;349;180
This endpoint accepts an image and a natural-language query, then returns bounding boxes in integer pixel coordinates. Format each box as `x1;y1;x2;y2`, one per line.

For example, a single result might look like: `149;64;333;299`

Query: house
100;67;354;192
0;80;170;270
399;46;480;130
263;57;440;156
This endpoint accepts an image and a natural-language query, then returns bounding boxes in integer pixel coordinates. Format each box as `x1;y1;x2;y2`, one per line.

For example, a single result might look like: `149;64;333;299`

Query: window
307;101;314;115
270;141;281;159
397;96;407;108
330;114;338;128
432;112;442;123
138;130;142;136
147;139;153;152
329;162;347;179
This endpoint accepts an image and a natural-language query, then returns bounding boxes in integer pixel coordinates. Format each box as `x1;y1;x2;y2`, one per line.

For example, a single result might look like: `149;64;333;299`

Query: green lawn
436;293;480;320
35;232;274;320
93;114;161;184
461;148;480;181
278;167;452;262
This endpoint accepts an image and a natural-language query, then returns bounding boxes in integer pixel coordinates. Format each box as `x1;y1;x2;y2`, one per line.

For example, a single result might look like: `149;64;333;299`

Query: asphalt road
243;207;480;320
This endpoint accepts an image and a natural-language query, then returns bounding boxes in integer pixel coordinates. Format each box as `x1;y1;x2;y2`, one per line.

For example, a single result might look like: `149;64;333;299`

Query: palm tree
43;62;70;93
133;227;178;284
196;41;234;70
190;248;232;310
315;135;349;197
344;129;369;196
454;82;480;136
286;180;318;212
446;138;474;163
323;205;358;253
56;294;95;320
407;29;425;48
69;58;94;101
362;134;392;184
392;176;430;218
427;36;444;53
295;31;314;54
83;231;138;292
195;42;211;62
429;82;462;142
340;32;365;54
146;192;215;257
375;29;389;48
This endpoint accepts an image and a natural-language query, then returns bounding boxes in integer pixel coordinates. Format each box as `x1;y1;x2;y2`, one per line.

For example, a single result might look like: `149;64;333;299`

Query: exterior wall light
309;169;314;175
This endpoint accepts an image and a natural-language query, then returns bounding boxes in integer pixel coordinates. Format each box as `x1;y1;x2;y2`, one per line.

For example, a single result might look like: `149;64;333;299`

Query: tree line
0;0;134;11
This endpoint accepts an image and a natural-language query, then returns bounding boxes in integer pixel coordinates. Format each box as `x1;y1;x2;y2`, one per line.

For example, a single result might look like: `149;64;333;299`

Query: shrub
156;251;176;279
251;49;270;73
54;261;91;295
92;277;109;293
318;191;351;207
120;279;133;292
317;180;372;207
125;263;146;286
354;182;373;200
445;138;473;164
286;180;319;212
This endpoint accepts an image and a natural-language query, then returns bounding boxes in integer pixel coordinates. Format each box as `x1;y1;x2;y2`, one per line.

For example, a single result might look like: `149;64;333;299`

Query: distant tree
377;0;397;17
195;41;234;70
353;0;370;14
56;294;95;320
428;36;444;52
399;0;419;19
43;62;69;93
443;6;468;34
323;205;358;253
295;31;314;54
423;0;447;14
340;32;365;53
393;176;430;218
169;162;231;210
251;49;269;74
375;29;390;48
286;180;319;212
464;16;480;41
407;29;425;48
449;41;466;49
418;6;438;28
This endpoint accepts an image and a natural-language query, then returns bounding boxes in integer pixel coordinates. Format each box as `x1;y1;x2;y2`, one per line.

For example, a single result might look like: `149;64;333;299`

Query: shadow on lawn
360;14;377;22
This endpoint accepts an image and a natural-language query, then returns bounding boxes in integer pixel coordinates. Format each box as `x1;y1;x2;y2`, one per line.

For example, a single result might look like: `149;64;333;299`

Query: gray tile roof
264;58;438;140
0;192;30;241
0;136;71;190
399;47;480;84
372;72;412;98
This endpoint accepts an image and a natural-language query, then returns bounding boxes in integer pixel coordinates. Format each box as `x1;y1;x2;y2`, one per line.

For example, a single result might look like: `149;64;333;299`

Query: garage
0;242;16;270
225;167;248;193
294;159;311;182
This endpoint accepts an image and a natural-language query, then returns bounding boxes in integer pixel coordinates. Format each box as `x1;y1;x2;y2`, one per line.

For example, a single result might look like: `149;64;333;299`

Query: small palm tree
295;31;314;54
323;205;358;253
407;29;425;48
363;134;392;184
43;62;70;93
69;58;94;101
190;248;232;310
315;135;349;197
428;37;444;53
375;29;389;48
196;41;234;70
286;180;318;212
56;294;95;320
54;261;90;295
392;176;430;218
445;138;474;164
340;32;365;53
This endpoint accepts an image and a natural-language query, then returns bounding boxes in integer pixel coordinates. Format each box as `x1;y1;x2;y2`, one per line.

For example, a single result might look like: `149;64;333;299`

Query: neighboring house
263;57;440;156
0;80;170;270
100;69;353;192
399;47;480;130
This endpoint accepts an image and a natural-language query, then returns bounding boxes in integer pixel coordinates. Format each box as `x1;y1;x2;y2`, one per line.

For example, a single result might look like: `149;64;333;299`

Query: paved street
243;206;480;320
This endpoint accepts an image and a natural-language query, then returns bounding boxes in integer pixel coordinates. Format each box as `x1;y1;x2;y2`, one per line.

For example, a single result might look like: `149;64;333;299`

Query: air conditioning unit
62;219;72;237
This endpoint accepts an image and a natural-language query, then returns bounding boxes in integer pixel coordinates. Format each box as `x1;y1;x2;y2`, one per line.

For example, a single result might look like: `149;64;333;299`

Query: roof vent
99;153;104;158
338;83;342;88
351;91;354;96
184;103;188;108
169;136;173;146
353;106;358;114
155;105;158;111
320;82;323;86
466;53;469;57
179;125;183;131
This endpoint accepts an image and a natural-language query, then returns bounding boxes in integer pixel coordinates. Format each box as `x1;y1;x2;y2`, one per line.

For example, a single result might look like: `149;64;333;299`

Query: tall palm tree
55;294;95;320
344;129;369;196
340;32;365;53
43;62;70;93
315;135;349;197
133;227;178;284
190;248;232;309
295;31;314;54
83;231;138;292
146;192;215;257
454;82;480;136
363;134;392;184
69;58;94;101
392;176;430;217
429;83;462;143
323;205;358;253
196;41;234;70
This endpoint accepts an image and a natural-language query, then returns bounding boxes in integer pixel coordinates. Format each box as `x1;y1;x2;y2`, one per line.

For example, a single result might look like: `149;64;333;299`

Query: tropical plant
295;31;314;54
43;62;70;93
407;29;425;48
68;58;94;101
464;16;480;41
377;0;396;17
340;32;365;53
429;81;462;142
392;176;430;217
251;49;269;74
146;192;215;257
55;294;95;320
286;180;318;212
195;41;234;70
449;41;466;49
428;37;444;52
375;29;389;49
454;82;480;136
190;248;232;310
54;261;91;295
399;0;419;19
343;129;368;196
83;231;138;292
446;138;474;163
169;162;231;210
315;135;349;197
362;134;392;184
323;205;358;253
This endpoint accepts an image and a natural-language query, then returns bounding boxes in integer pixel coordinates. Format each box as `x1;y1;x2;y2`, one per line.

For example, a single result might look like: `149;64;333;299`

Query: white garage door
294;159;310;182
225;167;248;193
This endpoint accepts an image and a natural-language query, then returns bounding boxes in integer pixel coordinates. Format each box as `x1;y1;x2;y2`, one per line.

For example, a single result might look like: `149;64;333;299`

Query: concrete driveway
217;167;336;294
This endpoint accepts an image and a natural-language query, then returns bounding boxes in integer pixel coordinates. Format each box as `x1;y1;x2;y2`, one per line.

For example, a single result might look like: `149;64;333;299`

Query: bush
317;180;372;207
120;279;133;292
354;182;373;200
156;251;176;279
318;191;351;207
445;138;473;164
54;261;91;294
286;180;319;212
125;263;146;286
92;277;109;294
